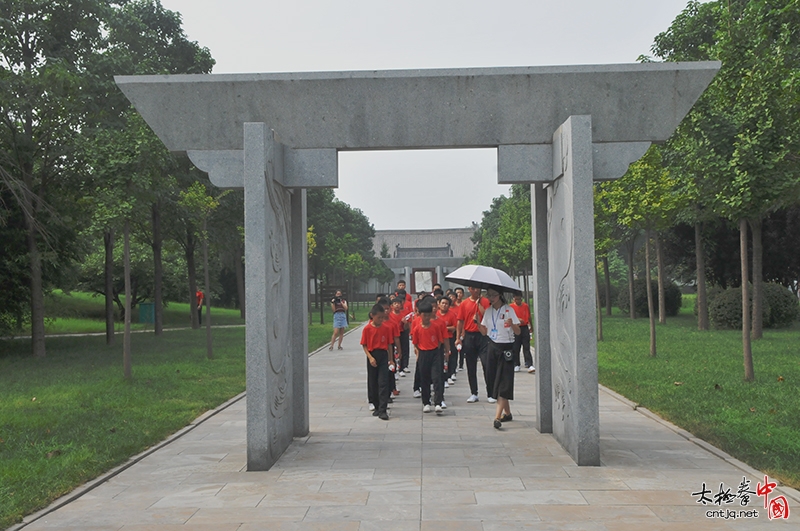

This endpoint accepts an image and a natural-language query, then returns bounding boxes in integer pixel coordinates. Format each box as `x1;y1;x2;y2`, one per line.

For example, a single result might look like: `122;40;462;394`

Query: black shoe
378;412;389;421
493;418;502;429
500;413;513;423
372;409;379;416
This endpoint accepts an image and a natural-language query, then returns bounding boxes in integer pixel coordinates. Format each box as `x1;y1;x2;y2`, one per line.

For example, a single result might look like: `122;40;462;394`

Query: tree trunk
235;242;245;319
123;219;133;380
655;231;666;324
104;228;115;345
602;256;612;316
186;228;199;329
740;219;754;382
626;238;636;319
695;220;709;331
596;267;603;341
25;213;46;358
645;227;656;357
202;219;213;359
750;218;763;340
151;201;164;335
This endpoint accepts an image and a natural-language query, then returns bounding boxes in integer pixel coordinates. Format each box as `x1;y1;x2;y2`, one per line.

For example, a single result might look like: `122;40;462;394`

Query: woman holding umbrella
479;287;520;429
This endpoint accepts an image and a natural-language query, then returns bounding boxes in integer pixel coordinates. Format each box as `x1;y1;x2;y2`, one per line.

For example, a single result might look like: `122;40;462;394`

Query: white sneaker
435;405;442;413
487;397;497;403
444;381;449;388
467;394;479;403
423;404;432;413
447;378;454;385
400;371;406;377
514;366;520;372
528;366;535;373
441;401;447;409
369;403;375;411
457;367;463;372
450;375;456;381
404;367;411;373
413;389;421;398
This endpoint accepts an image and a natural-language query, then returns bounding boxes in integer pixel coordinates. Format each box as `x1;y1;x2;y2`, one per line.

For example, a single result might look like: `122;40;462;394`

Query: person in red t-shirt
437;296;459;386
360;304;398;420
393;289;413;373
510;293;534;373
411;299;449;413
196;289;204;325
455;286;490;403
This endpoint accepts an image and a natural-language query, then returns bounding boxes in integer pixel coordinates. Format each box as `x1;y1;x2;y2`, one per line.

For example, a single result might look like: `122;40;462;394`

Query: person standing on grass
411;299;449;413
329;290;348;351
455;286;489;403
479;288;520;429
361;304;397;421
510;293;534;373
196;289;204;325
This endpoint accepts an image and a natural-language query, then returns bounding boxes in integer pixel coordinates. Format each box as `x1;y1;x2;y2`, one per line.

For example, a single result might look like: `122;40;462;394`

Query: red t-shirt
411;319;446;351
458;297;490;333
387;311;405;337
437;309;459;338
361;321;397;352
510;302;531;327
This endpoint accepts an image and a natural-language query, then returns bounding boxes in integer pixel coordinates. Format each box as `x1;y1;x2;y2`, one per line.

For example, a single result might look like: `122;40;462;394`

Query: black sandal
493;418;502;429
500;413;513;423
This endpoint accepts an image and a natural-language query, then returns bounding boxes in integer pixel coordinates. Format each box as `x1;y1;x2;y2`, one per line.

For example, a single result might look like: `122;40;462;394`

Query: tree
652;0;800;381
0;0;116;356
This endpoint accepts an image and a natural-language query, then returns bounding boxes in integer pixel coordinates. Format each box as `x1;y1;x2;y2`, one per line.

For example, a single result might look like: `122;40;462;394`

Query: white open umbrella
445;264;522;294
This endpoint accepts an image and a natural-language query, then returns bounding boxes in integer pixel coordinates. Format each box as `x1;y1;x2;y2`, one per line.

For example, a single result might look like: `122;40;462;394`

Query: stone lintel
116;62;719;152
188;148;338;189
498;142;651;184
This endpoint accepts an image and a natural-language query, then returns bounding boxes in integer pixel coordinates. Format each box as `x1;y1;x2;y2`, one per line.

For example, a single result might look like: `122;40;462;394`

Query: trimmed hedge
616;278;682;318
708;282;799;330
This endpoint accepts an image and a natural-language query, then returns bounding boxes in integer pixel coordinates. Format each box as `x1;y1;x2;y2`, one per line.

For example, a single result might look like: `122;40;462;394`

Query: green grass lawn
0;327;247;530
34;290;247;335
597;295;800;490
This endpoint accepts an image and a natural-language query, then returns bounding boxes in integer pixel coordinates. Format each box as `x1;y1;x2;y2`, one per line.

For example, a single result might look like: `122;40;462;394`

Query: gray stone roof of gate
373;228;476;259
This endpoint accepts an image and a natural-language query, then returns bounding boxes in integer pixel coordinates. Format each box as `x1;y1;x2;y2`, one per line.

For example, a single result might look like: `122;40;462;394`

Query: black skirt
489;340;515;400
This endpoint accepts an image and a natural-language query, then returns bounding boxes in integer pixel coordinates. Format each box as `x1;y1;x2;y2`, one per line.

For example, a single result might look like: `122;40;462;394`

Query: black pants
513;325;533;367
399;330;410;370
462;331;486;396
366;349;390;414
418;348;444;406
445;337;457;379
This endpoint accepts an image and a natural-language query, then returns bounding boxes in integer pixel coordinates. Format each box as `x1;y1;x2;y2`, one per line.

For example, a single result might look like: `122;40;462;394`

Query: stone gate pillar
547;116;600;465
531;182;552;435
244;122;303;470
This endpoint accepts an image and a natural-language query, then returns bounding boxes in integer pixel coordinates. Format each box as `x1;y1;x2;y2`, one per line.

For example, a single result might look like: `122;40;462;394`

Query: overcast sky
158;0;697;230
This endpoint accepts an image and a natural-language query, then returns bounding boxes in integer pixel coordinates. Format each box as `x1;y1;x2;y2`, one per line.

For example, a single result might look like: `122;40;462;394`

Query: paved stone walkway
16;325;798;530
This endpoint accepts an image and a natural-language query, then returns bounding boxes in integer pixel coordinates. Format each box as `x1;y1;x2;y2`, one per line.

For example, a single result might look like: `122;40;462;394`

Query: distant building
372;227;476;294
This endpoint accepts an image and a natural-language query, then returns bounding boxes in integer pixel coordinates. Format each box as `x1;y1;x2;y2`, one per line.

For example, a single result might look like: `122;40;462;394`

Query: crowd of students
358;279;534;428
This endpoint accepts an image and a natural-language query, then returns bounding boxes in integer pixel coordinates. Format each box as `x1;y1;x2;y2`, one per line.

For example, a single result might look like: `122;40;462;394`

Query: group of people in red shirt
360;279;533;428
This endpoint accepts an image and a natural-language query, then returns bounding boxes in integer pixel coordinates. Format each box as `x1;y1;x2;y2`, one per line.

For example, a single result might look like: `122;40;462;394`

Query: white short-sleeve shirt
481;304;519;344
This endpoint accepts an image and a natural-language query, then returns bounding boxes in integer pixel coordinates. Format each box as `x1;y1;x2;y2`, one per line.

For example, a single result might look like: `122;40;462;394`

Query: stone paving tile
16;324;797;531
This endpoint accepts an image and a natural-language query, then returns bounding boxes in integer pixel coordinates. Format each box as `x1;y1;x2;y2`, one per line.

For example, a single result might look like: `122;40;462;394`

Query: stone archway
117;62;719;469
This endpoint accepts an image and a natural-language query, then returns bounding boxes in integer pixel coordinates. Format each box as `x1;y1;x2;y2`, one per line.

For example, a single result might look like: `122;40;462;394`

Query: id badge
489;328;498;341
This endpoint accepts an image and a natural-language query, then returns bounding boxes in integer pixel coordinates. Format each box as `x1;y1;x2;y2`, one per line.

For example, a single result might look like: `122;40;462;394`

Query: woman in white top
479;288;521;429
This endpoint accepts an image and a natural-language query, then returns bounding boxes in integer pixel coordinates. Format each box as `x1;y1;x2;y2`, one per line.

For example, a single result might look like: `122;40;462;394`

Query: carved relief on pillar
547;139;577;447
264;158;293;460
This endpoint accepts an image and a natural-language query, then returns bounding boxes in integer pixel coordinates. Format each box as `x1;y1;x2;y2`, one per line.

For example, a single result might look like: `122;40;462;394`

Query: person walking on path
479;288;520;429
361;304;398;420
329;290;348;351
510;293;534;373
455;286;489;403
411;299;449;413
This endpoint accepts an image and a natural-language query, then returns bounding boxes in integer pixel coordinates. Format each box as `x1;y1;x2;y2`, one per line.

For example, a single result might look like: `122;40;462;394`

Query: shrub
763;283;800;328
709;283;799;330
694;285;724;316
598;282;619;309
616;278;682;318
